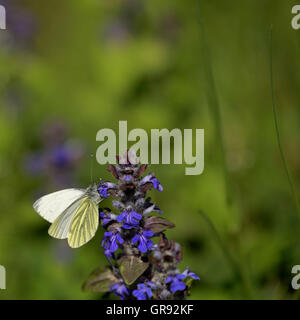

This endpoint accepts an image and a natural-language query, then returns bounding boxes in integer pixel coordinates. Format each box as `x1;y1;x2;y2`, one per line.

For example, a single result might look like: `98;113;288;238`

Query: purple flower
103;248;115;264
143;203;162;215
50;146;72;169
135;198;144;208
99;212;116;226
131;230;154;253
151;177;163;192
165;269;200;293
123;175;133;182
98;180;117;198
111;282;129;300
132;282;155;300
101;230;124;255
139;174;153;185
122;223;138;230
182;268;200;280
165;274;186;293
117;209;142;226
112;200;123;210
25;144;80;174
140;174;163;192
142;198;162;215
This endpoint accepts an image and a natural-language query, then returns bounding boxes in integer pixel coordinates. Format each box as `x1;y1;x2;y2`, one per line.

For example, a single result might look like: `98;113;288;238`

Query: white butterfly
33;183;102;248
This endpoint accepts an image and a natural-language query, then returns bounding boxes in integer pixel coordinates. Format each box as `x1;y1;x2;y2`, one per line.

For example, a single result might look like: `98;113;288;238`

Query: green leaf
118;255;149;285
144;216;175;234
82;267;117;293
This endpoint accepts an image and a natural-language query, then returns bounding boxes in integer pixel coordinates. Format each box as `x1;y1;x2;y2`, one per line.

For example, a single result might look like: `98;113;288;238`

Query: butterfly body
33;183;102;248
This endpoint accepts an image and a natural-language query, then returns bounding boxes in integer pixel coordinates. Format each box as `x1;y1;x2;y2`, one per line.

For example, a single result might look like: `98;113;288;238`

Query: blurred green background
1;0;300;299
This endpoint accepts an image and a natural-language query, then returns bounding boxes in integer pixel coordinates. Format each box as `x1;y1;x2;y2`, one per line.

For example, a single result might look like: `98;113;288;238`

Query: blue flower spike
93;151;200;300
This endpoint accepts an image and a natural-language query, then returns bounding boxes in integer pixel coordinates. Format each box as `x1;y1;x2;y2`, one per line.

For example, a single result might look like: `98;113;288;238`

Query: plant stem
196;1;232;206
199;211;254;299
269;27;300;217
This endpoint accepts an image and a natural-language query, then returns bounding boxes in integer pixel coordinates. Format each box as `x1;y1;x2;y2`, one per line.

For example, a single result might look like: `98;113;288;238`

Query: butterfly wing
48;197;83;239
34;184;101;248
33;189;85;223
67;196;99;248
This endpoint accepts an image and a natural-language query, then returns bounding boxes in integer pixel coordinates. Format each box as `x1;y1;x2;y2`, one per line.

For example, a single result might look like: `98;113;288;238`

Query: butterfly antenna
90;153;94;183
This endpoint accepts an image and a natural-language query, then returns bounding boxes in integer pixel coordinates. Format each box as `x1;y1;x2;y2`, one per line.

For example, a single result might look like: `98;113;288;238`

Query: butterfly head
86;183;102;204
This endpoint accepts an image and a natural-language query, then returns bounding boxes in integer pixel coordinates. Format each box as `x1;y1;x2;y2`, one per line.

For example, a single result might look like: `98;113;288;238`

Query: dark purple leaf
144;216;175;234
82;267;117;293
118;255;149;285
